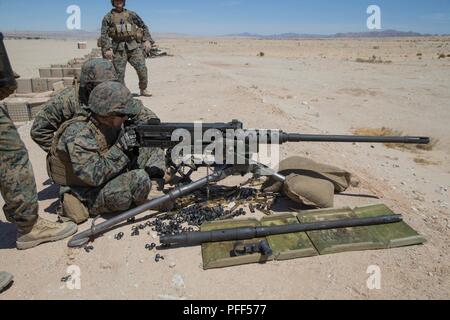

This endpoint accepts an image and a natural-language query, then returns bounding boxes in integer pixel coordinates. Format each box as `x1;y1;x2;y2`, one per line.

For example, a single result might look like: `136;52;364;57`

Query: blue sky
0;0;449;35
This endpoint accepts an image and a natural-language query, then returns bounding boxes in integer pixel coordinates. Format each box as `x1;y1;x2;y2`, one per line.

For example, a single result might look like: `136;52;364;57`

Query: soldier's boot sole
16;223;78;250
0;272;14;293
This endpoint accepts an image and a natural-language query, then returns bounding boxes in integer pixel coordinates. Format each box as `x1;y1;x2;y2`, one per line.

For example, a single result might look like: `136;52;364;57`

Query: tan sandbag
263;156;351;194
283;174;335;208
62;193;89;224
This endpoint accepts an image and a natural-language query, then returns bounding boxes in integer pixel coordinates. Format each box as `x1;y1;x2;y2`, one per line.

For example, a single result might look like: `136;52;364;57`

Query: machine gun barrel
160;214;403;246
280;133;430;145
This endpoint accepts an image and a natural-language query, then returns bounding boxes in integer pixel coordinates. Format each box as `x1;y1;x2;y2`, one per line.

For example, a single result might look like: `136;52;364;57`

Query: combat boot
0;272;13;293
140;89;152;97
16;217;77;250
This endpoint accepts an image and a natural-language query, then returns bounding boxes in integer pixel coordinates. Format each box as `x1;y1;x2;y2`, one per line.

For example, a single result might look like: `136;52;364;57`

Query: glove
104;49;114;60
143;40;152;54
163;167;177;184
116;129;139;152
144;166;165;179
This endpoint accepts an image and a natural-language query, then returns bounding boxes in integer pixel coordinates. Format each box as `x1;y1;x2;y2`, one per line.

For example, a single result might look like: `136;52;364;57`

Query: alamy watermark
62;265;81;290
366;265;381;290
367;5;382;30
66;5;81;30
168;122;281;170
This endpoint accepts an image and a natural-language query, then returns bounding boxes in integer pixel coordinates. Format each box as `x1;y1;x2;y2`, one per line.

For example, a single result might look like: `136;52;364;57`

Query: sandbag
263;156;352;194
283;174;335;208
62;193;89;224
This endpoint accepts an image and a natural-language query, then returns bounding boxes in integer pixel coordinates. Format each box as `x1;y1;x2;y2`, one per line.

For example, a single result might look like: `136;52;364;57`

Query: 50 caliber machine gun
67;120;429;248
128;119;429;182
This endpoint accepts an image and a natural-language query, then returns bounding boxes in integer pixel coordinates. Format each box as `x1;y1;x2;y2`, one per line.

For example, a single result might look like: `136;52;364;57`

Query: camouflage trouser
65;148;165;217
89;169;152;216
88;146;166;215
0;107;38;233
113;47;148;90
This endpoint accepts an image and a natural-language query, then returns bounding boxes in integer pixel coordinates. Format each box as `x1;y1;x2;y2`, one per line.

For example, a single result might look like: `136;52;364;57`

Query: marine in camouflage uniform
0;32;76;252
101;0;154;96
48;81;160;220
0;34;38;234
31;58;118;153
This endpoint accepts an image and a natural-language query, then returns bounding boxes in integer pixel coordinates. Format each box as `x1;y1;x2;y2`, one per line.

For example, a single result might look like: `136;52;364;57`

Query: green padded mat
201;204;426;269
297;207;386;254
261;214;318;261
353;204;426;248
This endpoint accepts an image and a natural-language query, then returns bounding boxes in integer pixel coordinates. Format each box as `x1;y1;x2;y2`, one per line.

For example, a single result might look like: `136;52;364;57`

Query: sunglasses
111;113;128;118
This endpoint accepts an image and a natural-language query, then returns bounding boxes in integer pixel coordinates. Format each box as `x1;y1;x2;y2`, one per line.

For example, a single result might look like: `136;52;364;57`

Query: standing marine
100;0;154;97
1;32;77;293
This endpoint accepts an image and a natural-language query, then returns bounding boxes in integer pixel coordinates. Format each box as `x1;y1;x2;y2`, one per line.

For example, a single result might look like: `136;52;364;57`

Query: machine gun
128;119;429;182
67;120;429;248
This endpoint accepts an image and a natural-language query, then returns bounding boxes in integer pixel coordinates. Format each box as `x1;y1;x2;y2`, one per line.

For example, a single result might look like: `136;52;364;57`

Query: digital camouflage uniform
0;106;38;233
0;33;39;233
1;32;76;251
31;86;80;153
49;81;161;216
31;58;118;153
100;8;154;90
55;117;152;215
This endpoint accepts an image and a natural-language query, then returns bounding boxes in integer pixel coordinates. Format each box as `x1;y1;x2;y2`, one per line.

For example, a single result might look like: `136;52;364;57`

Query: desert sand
1;37;449;299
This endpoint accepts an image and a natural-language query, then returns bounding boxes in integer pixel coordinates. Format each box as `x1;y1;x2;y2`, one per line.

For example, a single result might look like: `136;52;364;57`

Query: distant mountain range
4;30;99;40
3;30;194;40
3;29;447;40
224;29;443;39
3;30;200;41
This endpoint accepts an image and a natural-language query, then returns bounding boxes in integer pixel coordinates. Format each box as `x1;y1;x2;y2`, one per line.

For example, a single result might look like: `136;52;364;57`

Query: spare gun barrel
160;214;403;246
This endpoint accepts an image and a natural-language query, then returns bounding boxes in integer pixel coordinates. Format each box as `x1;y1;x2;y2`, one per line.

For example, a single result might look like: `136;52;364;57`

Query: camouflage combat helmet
79;58;118;87
88;81;138;116
111;0;126;7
